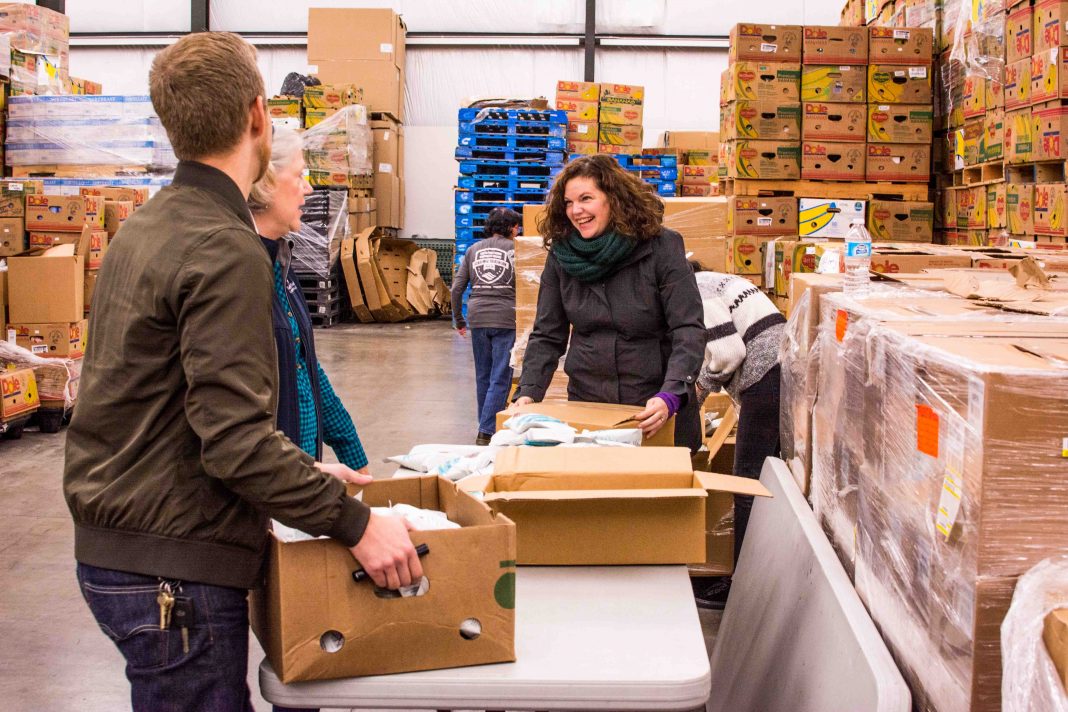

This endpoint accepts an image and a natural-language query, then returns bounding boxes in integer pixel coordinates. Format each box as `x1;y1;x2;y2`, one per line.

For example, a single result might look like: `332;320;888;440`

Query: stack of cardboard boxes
662;131;721;197
557;80;600;156
0;3;70;97
555;80;646;157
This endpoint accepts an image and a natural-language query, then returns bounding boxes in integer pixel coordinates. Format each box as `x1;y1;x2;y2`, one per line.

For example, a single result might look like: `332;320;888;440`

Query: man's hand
456;326;467;337
356;465;370;476
507;396;534;413
634;396;670;438
349;513;423;589
315;461;372;485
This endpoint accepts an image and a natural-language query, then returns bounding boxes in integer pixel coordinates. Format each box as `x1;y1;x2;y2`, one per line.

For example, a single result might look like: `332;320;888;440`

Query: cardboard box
727;196;798;236
0;368;39;422
1007;183;1035;234
372;117;402;178
1034;0;1068;54
798;198;866;239
987;183;1008;229
567;120;597;142
313;60;404;123
1005;57;1033;110
869;26;934;64
681;164;717;185
867;200;934;242
1006;107;1036;163
729;23;803;62
567;140;598;156
103;200;132;237
1034;182;1068;236
802;26;868;65
7;231;87;323
78;186;149;208
1034;104;1068;160
868;246;973;273
0;217;25;256
0;179;42;217
1031;48;1068;104
801;102;866;142
728;100;801;140
373;173;403;229
0;270;6;336
1045;608;1068;691
961;119;984;166
982;109;1006;162
25;194;104;232
801;141;866;180
11;319;86;358
801;65;867;103
597;103;644;126
556;80;600;102
865;143;930;182
555;98;598;122
1006;4;1034;64
496;401;674;446
267;96;301;128
250;476;515;683
83;270;97;314
957;186;988;229
597;124;643;148
729;235;777;274
307;8;406;69
662;131;719;151
868;64;933;103
727;62;801;102
728;140;801;179
599;83;644;105
302;83;360;110
867;103;933;143
477;446;769;566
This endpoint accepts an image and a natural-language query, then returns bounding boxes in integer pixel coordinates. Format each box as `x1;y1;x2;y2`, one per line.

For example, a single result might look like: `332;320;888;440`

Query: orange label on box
916;404;940;458
835;309;848;342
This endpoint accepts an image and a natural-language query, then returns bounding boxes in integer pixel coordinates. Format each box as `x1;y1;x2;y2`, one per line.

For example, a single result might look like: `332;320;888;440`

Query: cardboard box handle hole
320;630;345;653
460;618;482;640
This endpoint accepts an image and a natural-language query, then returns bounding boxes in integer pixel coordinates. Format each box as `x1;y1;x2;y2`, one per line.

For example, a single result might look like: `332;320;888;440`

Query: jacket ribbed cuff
328;495;371;548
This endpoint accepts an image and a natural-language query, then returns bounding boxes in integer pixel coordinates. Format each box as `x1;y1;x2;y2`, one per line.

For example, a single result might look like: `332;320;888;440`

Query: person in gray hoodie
451;207;522;444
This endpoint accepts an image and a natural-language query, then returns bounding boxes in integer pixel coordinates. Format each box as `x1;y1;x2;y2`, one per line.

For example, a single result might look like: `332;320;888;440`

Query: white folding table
259;565;711;711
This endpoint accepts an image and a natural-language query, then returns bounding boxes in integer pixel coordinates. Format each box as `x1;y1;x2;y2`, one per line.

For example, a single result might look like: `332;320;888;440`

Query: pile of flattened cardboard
340;227;450;322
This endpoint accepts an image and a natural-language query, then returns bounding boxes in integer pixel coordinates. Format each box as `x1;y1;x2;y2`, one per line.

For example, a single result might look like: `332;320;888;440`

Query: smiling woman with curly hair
512;155;706;450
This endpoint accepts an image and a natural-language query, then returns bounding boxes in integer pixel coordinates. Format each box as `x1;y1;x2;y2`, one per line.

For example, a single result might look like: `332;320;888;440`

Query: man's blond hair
150;32;265;161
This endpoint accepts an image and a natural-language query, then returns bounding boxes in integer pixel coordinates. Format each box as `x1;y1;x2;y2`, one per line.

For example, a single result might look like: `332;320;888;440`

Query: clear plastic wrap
0;2;69;95
511;236;549;371
779;287;823;497
291;189;347;278
300;104;372;188
940;0;1005;135
0;340;80;408
1002;556;1068;712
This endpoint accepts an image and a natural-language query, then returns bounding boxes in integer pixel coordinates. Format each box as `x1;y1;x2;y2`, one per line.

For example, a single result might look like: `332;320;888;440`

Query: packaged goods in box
868;26;934;64
801;65;866;103
729;235;776;274
0;217;25;257
1031;49;1068;104
1033;104;1068;160
867;200;934;242
1006;107;1036;163
0;368;39;422
497;401;673;446
1006;4;1034;64
1007;184;1035;234
801;141;866;181
1005;57;1033;110
568;140;598;156
728;100;801;140
302;105;372;189
798;199;865;239
982;109;1005;162
957;187;988;229
556;80;600;101
727;140;801;179
598;103;643;126
599;83;644;105
802;26;868;65
250;476;515;683
6;230;86;323
1034;183;1068;236
987;184;1007;229
473;446;769;566
727;196;797;236
801;102;866;141
11;319;86;358
868;64;933;103
566;120;597;141
554;99;598;122
727;62;801;102
867;103;933;143
1034;0;1068;54
597;124;642;148
729;23;802;62
865;143;930;182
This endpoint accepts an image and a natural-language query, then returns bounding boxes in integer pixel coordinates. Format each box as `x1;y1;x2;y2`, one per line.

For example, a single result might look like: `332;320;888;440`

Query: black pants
732;364;781;564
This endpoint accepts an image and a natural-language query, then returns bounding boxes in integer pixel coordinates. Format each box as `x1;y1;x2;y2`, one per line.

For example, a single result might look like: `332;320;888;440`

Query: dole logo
1021;199;1032;221
869;145;892;156
1;376;22;398
806;103;828;114
739;24;760;36
803;143;827;155
27;195;50;207
804;27;828;39
737;199;758;210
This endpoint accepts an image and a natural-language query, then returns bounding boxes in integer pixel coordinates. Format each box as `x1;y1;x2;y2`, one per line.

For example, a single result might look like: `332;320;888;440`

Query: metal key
157;590;175;630
172;597;195;655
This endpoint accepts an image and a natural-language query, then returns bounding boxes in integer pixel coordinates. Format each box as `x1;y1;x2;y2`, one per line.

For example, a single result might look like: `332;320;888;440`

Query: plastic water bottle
843;223;872;296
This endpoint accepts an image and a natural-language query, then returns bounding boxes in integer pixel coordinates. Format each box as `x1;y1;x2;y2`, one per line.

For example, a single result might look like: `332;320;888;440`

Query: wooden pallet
1006;160;1068;184
960;160;1005;187
10;164;150;178
723;178;929;201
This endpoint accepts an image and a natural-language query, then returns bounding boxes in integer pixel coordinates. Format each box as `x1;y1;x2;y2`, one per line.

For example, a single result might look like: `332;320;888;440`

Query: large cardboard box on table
801;65;866;102
801;140;866;180
11;319;86;358
867;200;934;241
802;102;866;141
496;401;675;446
802;26;868;65
7;231;87;323
729;23;802;62
250;476;516;683
475;446;770;567
726;62;801;102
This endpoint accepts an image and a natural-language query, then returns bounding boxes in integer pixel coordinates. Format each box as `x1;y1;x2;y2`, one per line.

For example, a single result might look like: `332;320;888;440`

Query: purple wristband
654;391;680;417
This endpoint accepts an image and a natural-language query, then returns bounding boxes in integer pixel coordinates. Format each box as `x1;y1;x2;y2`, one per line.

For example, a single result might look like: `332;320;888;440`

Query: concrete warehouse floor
0;320;721;712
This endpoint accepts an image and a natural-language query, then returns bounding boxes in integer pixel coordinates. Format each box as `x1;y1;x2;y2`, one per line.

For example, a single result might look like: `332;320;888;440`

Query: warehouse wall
67;0;840;238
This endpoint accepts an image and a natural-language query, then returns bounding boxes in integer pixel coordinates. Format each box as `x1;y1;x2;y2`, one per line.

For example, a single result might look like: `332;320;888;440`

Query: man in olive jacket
64;33;420;711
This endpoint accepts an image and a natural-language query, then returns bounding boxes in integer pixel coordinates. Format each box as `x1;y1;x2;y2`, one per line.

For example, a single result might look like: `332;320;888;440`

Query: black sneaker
475;432;493;446
692;576;732;610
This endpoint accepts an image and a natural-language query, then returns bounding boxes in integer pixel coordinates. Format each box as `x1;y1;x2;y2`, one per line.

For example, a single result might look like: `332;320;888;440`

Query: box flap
696;471;773;497
483;488;707;503
492;446;694;480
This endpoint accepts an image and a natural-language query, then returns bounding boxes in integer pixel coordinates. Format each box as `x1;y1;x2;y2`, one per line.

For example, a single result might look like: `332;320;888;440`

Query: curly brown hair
536;155;664;248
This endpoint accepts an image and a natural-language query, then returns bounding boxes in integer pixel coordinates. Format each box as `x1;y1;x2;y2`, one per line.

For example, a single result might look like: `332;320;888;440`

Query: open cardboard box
496;401;675;447
7;229;89;323
466;446;770;567
250;476;516;683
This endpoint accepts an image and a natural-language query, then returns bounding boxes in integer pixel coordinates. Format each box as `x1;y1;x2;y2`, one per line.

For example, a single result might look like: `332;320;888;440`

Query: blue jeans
471;327;515;435
76;562;255;712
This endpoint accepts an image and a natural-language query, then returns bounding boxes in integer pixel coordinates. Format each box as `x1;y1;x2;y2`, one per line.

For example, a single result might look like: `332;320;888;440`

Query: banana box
729;23;803;62
961;73;987;119
774;239;836;296
726;62;801;102
1031;48;1068;104
1005;107;1035;163
556;80;600;102
598;103;643;126
942;187;959;228
868;64;932;104
719;69;730;106
868;26;934;65
1034;182;1068;236
1034;104;1068;160
801;141;866;181
554;99;598;122
798;198;865;238
802;26;868;65
987;73;1005;111
599;83;644;106
567;121;597;142
962;119;984;166
1005;57;1032;110
1007;4;1034;64
727;140;801;179
1035;0;1068;54
727;100;801;140
597;124;642;148
1007;183;1035;234
867;104;933;143
727;196;798;236
728;235;777;274
801;65;866;103
956;186;987;229
567;140;598;156
802;102;866;141
682;165;717;185
867;200;934;242
865;143;931;182
982;109;1005;162
0;368;39;422
987;183;1007;229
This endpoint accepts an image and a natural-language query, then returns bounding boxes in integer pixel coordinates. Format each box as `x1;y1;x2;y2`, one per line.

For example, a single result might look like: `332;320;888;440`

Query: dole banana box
942;188;958;228
728;100;801;140
987;73;1005;111
599;83;644;106
868;26;934;64
1005;107;1036;162
681;165;717;185
728;235;777;274
1005;57;1033;110
865;143;931;182
726;62;801;102
1034;182;1068;236
982;109;1005;162
1006;4;1033;64
554;99;598;122
1032;48;1068;104
720;69;730;106
987;183;1007;229
567;120;597;142
801;141;866;180
962;73;987;119
556;80;600;102
867;104;933;143
729;23;802;62
798;198;866;239
598;103;643;126
866;200;934;242
1034;0;1068;54
868;64;933;103
567;140;598;156
802;26;868;65
1007;183;1035;234
727;196;798;236
801;65;866;102
597;124;643;148
25;195;104;232
802;102;866;141
0;368;38;422
727;140;801;179
956;186;987;229
12;319;87;358
1034;104;1068;160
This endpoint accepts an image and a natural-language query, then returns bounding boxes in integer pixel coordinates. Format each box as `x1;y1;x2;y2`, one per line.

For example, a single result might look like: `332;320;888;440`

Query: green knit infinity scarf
551;229;637;283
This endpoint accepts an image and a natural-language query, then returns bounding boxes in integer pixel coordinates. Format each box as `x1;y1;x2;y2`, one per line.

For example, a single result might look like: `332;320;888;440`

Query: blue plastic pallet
455;146;565;163
459;120;567;138
613;153;679;168
457;134;567;151
626;166;679;181
458;159;563;177
457;174;557;190
650;181;678;196
455;187;547;204
458;107;568;123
